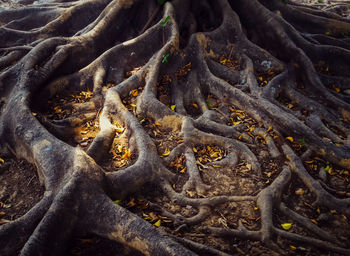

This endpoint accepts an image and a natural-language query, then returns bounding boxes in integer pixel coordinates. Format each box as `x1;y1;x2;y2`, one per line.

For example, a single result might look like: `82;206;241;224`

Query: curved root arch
0;0;350;255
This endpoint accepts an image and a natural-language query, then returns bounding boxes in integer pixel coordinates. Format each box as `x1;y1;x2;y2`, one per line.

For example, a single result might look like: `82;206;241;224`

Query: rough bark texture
0;0;350;255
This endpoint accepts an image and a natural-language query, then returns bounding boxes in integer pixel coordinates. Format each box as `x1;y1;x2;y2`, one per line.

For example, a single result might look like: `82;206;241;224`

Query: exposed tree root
0;0;350;255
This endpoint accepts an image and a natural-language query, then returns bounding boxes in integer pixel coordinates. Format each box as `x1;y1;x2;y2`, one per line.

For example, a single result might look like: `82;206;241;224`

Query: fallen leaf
162;148;171;156
0;157;4;164
311;219;318;225
253;207;259;211
130;89;138;97
287;104;294;109
192;103;199;109
149;212;158;220
267;126;273;132
170;105;176;111
126;198;136;207
192;147;197;153
154;219;161;227
289;245;297;250
121;150;131;159
281;223;292;230
114;200;122;204
3;204;11;209
295;188;304;195
180;167;186;173
286;137;294;142
332;86;340;93
154;122;161;126
0;212;5;216
116;127;124;133
186;190;195;197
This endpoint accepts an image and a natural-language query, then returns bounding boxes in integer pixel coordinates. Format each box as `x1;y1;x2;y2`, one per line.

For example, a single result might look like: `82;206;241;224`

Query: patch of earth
0;158;44;222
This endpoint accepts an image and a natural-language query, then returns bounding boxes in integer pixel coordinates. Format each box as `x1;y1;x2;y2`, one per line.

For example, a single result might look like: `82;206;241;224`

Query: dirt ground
1;0;350;255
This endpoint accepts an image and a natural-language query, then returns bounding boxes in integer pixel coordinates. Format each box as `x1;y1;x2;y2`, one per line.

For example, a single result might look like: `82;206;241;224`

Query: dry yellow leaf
281;223;292;230
154;219;161;227
154;122;161;126
193;147;197;153
0;157;4;164
287;104;294;109
180;167;186;173
286;137;294;142
311;219;318;225
192;103;199;109
232;120;243;125
121;150;131;159
332;86;340;93
170;105;176;111
115;127;124;133
267;126;273;132
131;89;138;97
162;148;171;156
289;245;297;250
210;152;219;159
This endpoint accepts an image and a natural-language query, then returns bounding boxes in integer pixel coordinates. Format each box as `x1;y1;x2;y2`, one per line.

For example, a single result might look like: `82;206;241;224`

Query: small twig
27;176;35;187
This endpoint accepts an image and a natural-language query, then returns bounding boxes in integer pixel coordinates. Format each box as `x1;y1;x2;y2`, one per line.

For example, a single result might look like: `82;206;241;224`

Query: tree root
0;0;349;255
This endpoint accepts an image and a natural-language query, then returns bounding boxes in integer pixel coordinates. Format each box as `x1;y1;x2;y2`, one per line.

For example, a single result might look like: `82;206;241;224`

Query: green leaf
162;53;170;63
206;101;211;107
324;161;330;172
161;16;170;27
157;0;167;5
114;200;122;205
281;223;292;230
154;219;161;227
